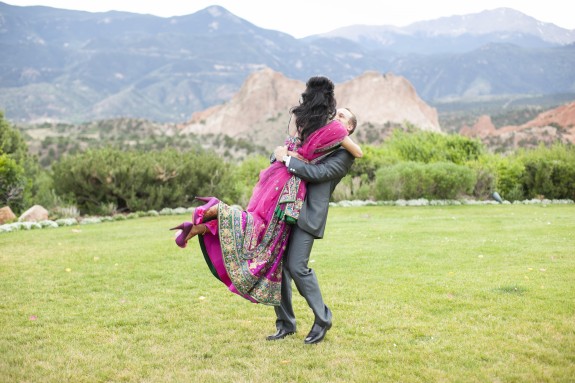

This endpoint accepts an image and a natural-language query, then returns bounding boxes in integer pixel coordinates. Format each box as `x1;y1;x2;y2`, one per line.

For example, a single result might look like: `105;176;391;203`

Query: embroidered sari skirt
197;164;305;305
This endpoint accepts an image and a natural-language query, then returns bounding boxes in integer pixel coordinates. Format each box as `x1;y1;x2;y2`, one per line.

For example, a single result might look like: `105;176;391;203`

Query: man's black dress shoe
266;329;295;341
304;322;332;344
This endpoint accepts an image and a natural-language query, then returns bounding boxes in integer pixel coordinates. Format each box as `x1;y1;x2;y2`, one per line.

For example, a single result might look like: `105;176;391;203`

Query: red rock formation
460;115;497;139
18;205;49;222
180;68;442;149
461;101;575;151
336;71;441;133
0;206;17;224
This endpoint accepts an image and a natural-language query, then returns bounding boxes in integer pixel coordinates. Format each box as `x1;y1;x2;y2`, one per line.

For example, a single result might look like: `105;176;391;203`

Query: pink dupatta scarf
199;120;348;305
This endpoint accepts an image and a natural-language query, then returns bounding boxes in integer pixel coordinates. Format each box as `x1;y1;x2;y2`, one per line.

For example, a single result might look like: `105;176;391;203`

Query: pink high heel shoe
193;196;219;225
169;222;193;248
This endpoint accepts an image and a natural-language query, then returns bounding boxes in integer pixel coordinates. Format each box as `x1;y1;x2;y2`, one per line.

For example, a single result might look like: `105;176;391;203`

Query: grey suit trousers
274;225;332;332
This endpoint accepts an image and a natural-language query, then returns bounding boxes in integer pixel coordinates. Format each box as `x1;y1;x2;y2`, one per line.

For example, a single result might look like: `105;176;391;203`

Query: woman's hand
274;146;288;162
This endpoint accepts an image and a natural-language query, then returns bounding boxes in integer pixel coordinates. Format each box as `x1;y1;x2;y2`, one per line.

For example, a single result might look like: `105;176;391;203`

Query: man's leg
285;226;332;327
267;236;297;340
273;265;296;332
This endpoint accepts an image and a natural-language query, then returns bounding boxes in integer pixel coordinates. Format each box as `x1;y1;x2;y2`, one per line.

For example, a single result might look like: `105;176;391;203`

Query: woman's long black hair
291;76;337;142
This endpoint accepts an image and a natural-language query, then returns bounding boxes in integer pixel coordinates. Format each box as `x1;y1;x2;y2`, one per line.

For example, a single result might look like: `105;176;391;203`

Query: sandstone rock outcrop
18;205;49;222
336;71;441;133
460;115;497;139
0;206;17;224
460;101;575;151
180;68;442;149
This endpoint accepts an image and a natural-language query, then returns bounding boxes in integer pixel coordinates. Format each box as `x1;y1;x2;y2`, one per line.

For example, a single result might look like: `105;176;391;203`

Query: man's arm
286;149;354;183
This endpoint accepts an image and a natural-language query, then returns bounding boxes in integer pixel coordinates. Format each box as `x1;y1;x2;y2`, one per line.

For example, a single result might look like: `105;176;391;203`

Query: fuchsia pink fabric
197;120;348;305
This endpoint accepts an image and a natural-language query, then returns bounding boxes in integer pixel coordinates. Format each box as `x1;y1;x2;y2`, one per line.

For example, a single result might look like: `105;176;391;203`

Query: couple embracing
171;75;362;344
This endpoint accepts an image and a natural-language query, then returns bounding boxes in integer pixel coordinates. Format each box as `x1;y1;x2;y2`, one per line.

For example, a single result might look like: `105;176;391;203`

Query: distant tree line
20;119;269;167
1;113;574;216
338;128;575;202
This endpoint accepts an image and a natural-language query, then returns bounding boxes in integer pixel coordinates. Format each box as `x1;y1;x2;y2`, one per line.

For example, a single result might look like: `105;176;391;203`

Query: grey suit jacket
287;148;355;239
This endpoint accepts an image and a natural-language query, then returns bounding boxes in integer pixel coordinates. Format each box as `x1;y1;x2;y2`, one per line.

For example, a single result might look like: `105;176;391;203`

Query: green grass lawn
1;205;574;382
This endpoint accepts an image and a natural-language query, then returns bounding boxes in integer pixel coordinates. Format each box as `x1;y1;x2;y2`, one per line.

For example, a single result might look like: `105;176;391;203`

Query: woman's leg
203;205;218;221
184;217;218;243
193;198;219;224
185;223;208;242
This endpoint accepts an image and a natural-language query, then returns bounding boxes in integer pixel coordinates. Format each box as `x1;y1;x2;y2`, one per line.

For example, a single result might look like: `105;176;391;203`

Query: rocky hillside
2;3;575;123
179;68;440;149
336;72;440;132
19;69;440;163
18;67;572;162
460;101;575;151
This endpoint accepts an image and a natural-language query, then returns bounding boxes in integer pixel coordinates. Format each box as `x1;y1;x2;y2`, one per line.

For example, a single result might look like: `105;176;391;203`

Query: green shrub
0;153;25;210
233;155;269;207
332;175;374;201
482;154;526;201
430;162;476;199
0;112;31;212
0;112;28;163
375;162;476;200
385;130;484;165
51;147;239;215
0;112;48;213
518;143;575;200
51;205;80;220
466;155;523;201
471;166;496;199
348;145;398;181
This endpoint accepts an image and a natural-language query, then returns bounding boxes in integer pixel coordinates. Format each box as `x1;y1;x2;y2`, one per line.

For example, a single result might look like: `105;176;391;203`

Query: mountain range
315;7;575;53
0;2;574;124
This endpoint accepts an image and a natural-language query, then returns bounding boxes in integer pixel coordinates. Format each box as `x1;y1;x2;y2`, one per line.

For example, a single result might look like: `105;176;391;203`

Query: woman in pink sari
170;76;361;305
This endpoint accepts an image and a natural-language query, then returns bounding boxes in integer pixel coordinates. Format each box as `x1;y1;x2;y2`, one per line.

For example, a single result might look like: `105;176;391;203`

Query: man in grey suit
267;145;355;344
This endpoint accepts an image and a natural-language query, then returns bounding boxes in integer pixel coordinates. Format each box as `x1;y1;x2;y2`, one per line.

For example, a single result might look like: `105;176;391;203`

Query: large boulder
0;206;17;224
181;69;442;150
18;205;49;222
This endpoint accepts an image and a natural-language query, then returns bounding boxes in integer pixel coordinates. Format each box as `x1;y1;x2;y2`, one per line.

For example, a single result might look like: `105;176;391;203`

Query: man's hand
274;146;288;162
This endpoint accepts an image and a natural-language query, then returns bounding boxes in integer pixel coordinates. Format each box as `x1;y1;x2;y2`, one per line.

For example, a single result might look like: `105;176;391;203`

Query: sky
5;0;574;38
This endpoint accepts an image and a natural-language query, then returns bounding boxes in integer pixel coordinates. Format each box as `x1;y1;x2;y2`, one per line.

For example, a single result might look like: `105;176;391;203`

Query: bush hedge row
2;111;574;214
51;147;239;215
